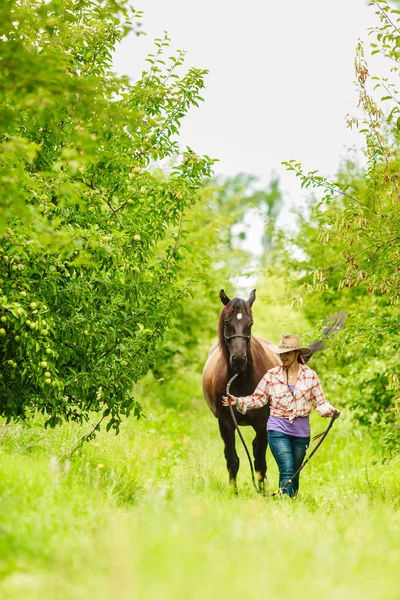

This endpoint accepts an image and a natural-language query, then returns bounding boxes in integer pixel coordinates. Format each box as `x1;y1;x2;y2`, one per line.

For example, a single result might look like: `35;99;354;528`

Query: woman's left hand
332;409;340;419
222;393;237;406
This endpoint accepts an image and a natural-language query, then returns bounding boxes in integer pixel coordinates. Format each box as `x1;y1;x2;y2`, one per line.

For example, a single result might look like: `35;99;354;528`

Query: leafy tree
152;174;283;381
278;0;400;453
0;0;215;432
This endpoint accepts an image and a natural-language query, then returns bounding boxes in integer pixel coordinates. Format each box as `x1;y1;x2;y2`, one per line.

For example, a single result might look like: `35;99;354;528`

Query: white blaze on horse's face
228;311;250;371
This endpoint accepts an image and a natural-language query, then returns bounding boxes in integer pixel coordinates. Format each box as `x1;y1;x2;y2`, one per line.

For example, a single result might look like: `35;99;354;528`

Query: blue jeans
268;431;310;497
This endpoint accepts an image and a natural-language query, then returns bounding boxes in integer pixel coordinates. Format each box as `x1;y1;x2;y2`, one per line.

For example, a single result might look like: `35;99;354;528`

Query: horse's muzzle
230;355;247;372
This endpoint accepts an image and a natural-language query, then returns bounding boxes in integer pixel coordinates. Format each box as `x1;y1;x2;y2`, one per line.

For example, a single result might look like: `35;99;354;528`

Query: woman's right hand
222;393;237;406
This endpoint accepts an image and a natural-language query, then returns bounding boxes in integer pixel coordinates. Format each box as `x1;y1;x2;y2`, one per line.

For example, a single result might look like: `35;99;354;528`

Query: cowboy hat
268;334;310;355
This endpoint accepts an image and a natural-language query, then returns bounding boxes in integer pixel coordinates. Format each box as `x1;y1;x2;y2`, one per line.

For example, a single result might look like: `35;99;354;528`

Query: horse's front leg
252;428;268;494
218;416;239;491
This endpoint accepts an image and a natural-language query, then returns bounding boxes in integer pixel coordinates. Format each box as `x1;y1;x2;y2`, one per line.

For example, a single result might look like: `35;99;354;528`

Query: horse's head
218;289;256;372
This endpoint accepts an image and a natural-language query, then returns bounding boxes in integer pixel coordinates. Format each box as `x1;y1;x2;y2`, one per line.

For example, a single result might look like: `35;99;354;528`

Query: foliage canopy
279;0;400;452
0;0;215;431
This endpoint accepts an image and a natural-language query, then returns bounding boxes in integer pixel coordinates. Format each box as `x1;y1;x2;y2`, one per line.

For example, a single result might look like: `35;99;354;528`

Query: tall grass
0;373;399;600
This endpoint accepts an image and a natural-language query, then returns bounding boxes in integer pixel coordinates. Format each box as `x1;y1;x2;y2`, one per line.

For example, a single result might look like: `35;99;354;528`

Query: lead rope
226;373;259;493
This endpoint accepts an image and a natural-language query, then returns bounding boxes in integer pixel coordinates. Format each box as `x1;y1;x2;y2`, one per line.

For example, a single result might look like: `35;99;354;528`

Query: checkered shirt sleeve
236;365;337;419
235;372;273;414
309;373;336;417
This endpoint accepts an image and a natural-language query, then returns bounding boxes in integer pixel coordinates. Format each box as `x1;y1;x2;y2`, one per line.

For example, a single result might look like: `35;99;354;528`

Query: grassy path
0;389;399;599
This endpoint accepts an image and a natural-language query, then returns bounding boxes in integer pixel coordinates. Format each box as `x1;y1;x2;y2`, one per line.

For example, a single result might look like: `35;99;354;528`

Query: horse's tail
303;310;347;364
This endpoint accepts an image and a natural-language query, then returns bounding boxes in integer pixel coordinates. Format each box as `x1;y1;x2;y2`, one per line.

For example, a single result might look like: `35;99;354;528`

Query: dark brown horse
202;288;346;492
202;289;280;492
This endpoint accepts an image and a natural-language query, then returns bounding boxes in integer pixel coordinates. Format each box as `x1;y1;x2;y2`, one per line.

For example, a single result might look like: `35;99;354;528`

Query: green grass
0;375;399;600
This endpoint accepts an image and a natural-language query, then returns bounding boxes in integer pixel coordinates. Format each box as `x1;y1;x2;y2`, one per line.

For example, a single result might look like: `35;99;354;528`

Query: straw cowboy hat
268;334;310;355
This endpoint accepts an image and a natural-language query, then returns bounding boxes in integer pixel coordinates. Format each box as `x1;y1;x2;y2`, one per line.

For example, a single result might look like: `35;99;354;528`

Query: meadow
2;2;400;598
0;370;399;600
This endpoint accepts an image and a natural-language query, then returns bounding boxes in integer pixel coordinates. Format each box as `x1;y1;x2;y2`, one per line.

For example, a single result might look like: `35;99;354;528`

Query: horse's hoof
256;472;266;495
229;478;238;494
258;482;266;496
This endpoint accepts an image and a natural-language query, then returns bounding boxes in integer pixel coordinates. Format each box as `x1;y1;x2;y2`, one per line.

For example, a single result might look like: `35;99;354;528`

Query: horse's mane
217;298;252;360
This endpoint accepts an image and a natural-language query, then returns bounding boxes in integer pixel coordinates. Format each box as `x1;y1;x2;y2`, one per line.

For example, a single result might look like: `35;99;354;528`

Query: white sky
113;1;384;246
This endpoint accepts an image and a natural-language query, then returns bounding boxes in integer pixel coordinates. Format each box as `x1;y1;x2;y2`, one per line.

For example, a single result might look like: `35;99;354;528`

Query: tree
278;0;400;452
0;0;215;432
151;174;283;381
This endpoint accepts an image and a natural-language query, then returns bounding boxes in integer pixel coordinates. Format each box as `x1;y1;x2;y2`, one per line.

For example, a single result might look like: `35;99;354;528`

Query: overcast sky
113;1;384;243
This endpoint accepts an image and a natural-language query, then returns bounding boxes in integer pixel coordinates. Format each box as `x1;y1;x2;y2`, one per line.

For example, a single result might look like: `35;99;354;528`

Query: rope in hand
225;373;259;493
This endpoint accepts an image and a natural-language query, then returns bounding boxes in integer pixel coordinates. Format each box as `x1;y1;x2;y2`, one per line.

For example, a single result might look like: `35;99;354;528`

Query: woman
222;334;340;497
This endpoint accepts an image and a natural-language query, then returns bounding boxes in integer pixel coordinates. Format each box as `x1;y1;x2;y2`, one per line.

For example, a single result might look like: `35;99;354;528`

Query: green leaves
0;0;215;432
280;0;400;454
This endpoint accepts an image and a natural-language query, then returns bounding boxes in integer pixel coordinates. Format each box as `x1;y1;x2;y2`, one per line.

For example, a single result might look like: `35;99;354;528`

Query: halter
224;332;251;342
223;321;251;343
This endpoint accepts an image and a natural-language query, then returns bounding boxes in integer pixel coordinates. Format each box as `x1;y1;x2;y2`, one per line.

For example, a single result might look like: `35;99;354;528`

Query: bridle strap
223;326;251;342
224;333;251;341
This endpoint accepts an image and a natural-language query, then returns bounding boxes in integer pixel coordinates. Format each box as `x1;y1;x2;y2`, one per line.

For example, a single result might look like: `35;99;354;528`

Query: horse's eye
223;320;229;326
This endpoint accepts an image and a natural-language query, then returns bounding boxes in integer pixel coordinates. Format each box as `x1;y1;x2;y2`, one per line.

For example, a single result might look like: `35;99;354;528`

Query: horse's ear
248;289;256;307
220;289;231;305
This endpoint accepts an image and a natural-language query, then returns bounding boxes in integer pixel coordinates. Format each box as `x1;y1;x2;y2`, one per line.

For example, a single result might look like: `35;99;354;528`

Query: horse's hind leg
252;428;268;494
218;417;239;491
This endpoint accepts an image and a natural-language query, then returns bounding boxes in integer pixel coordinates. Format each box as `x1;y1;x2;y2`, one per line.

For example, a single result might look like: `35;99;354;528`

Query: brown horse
202;289;347;492
202;289;280;492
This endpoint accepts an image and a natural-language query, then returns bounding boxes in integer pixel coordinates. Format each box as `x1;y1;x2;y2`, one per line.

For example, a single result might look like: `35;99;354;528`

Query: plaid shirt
236;364;336;422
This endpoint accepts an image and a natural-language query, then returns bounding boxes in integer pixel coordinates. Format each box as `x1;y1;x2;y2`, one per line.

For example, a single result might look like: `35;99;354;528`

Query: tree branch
321;235;400;281
58;414;106;461
375;3;400;36
289;165;378;213
83;179;125;229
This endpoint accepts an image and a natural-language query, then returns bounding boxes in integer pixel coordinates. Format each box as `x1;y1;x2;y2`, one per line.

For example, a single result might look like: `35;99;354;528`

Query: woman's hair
297;353;305;365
